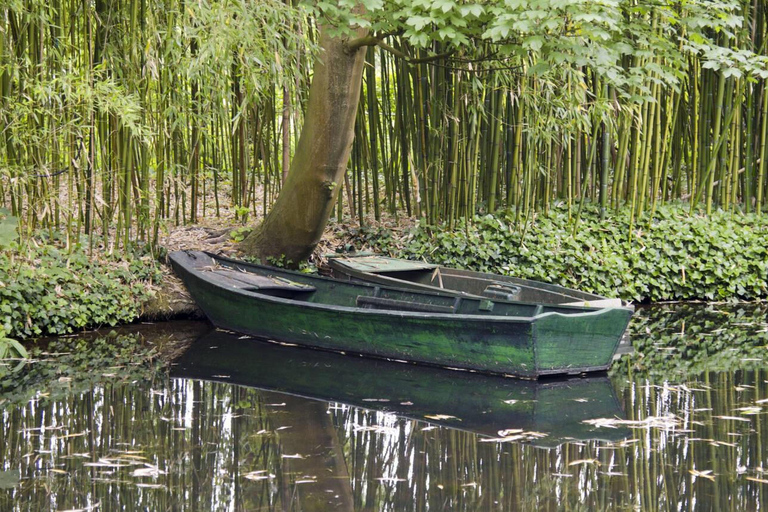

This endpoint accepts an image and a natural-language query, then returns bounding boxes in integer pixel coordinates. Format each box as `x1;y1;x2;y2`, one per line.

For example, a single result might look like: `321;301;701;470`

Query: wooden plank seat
356;295;458;314
211;268;316;298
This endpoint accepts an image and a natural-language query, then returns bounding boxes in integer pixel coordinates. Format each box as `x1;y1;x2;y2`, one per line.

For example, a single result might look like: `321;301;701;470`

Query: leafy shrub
614;304;768;379
352;203;768;303
0;237;160;339
0;330;163;403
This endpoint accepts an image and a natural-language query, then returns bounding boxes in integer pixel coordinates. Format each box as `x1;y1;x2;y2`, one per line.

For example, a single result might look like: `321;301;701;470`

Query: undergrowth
350;203;768;303
0;232;161;341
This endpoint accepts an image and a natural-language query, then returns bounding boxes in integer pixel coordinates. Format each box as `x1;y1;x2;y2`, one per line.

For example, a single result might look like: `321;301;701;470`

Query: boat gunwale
172;251;631;325
327;254;632;308
327;254;608;299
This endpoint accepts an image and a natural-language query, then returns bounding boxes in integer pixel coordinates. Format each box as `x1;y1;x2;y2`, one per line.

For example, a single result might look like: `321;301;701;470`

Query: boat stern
531;307;633;376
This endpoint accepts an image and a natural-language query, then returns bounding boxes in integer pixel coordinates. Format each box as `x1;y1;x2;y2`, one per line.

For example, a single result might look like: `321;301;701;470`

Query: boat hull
170;251;632;378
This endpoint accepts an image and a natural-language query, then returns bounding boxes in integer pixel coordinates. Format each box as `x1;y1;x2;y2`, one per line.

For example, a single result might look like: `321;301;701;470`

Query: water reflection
0;305;767;511
173;330;629;445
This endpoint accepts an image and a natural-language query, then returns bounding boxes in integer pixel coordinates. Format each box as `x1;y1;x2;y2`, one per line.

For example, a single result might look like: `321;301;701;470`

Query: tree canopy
310;0;767;89
241;0;767;263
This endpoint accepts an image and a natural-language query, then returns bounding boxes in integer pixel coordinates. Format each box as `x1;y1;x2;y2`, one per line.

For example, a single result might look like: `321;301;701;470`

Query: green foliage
353;203;768;302
312;0;767;91
0;237;159;340
0;331;163;405
230;227;252;243
234;206;251;224
0;325;28;378
0;0;314;248
613;304;768;379
241;253;314;272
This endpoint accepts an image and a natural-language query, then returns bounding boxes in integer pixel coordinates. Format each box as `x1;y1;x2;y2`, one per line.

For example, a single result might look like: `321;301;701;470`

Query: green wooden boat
173;329;630;446
169;251;633;379
328;253;628;308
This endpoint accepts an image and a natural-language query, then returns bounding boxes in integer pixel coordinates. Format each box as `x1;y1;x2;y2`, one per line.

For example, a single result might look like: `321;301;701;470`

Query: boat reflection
172;330;630;446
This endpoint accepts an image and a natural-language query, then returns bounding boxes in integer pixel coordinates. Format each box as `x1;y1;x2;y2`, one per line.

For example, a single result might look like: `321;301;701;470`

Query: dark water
1;304;768;511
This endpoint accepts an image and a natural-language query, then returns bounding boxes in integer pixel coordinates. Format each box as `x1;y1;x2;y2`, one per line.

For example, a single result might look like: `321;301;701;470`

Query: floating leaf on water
244;471;275;481
690;469;715;481
714;416;752;422
735;407;762;415
479;430;547;443
602;440;638;450
584;415;681;429
424;414;460;421
21;426;65;433
502;399;518;405
572;398;589;403
63;453;91;459
131;465;165;477
362;398;390;402
275;426;292;431
59;431;88;439
400;401;413;406
568;459;600;467
709;440;737;447
83;458;133;468
353;425;398;434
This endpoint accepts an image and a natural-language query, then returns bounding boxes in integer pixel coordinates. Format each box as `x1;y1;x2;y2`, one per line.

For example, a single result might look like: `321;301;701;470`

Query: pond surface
1;304;768;511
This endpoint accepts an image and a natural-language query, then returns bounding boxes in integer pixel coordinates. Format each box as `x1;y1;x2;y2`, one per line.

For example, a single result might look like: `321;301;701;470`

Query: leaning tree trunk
240;26;367;264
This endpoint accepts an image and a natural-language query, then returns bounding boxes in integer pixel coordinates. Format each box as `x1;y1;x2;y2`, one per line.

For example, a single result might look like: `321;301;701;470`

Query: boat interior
188;252;606;319
327;256;622;307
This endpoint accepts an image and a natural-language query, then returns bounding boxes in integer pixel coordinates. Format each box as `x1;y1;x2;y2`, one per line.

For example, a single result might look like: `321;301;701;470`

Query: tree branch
345;32;456;64
344;36;381;53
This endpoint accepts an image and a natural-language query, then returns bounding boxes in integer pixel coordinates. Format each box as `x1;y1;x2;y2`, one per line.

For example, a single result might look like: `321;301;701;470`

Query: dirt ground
145;214;386;320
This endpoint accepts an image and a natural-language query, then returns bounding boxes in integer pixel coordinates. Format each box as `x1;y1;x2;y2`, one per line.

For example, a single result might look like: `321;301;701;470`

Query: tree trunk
241;27;367;264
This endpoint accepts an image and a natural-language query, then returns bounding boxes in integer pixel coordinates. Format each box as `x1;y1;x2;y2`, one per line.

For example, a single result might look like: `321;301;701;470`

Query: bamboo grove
1;0;767;249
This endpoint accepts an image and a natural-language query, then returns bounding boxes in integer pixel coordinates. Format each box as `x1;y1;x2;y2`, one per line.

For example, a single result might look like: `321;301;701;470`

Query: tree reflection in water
0;305;767;511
